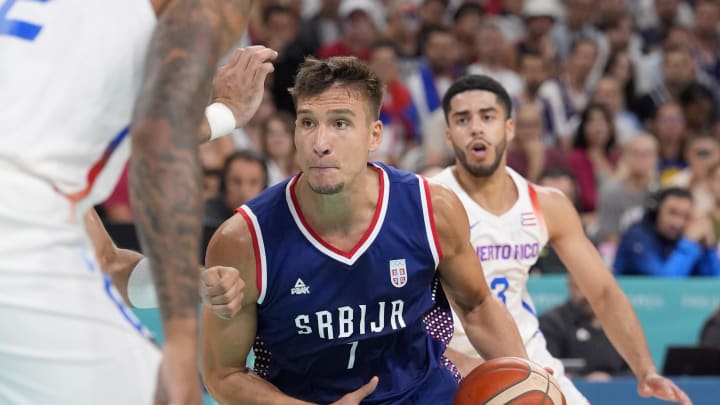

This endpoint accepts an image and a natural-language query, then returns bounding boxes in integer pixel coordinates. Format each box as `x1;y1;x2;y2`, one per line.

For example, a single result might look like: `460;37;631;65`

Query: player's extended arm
84;208;244;319
431;183;527;361
541;187;692;405
84;209;142;305
129;2;255;402
202;215;378;405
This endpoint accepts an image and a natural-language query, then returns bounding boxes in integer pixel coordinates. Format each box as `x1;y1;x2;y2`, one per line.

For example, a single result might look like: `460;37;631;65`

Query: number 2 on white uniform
346;341;358;369
490;276;509;304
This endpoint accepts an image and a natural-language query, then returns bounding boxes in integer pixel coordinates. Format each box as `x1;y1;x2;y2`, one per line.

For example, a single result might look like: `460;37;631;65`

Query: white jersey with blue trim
0;0;155;273
432;167;549;356
0;3;160;404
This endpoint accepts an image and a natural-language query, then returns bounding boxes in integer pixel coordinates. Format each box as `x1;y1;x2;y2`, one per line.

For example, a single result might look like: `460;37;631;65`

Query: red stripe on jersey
421;176;443;261
237;207;262;297
289;165;386;259
527;184;546;233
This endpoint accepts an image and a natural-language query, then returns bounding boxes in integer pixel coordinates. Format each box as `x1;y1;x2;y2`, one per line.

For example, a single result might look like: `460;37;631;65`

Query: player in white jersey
434;75;692;405
0;0;272;403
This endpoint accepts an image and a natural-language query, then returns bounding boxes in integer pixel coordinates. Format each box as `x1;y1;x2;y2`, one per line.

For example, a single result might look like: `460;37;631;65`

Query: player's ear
368;119;383;152
505;117;516;143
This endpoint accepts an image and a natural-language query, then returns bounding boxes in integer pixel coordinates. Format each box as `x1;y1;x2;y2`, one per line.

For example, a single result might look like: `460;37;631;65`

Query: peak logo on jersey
291;278;311;295
520;212;537;227
389;259;407;288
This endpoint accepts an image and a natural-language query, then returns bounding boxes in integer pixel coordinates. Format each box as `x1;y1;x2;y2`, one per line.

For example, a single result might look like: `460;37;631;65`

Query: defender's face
445;90;514;178
295;86;382;195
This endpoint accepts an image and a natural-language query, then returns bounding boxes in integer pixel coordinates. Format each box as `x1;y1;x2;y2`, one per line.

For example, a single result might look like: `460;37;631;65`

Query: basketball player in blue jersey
435;75;692;405
0;0;272;403
201;57;528;404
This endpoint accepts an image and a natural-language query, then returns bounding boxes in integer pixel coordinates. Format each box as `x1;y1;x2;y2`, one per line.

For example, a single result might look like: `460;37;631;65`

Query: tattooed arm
128;1;254;403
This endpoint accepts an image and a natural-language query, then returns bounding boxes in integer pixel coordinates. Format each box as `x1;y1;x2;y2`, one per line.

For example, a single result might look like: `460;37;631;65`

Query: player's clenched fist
200;266;245;320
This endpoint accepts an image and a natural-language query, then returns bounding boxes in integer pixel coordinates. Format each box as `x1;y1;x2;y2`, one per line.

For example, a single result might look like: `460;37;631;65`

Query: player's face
445;90;514;178
295;86;382;194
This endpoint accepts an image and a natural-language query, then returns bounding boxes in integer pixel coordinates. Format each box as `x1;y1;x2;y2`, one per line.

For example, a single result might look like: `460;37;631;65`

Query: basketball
454;357;566;405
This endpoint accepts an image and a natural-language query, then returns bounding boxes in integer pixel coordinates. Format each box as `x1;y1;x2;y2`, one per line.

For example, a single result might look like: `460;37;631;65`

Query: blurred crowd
90;0;720;380
99;0;720;278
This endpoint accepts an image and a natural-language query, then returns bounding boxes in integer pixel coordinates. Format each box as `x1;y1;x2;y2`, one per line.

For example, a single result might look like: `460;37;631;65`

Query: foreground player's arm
203;215;378;405
540;187;692;405
84;209;243;318
431;183;527;361
130;3;254;402
84;209;142;305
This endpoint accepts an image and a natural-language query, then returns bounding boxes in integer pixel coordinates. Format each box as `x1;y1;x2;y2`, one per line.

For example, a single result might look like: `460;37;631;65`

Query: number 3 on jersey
0;0;50;41
490;276;509;305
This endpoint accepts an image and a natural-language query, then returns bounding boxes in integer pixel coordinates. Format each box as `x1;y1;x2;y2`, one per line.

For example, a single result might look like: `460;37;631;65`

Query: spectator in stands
691;0;720;82
539;275;631;379
550;0;601;61
652;101;688;185
593;75;642;144
667;134;720;215
260;111;298;186
296;0;342;54
634;45;696;124
700;305;720;348
707;162;720;246
417;0;448;30
596;134;658;247
506;104;567;183
679;82;717;137
567;103;619;213
493;0;526;44
531;168;581;275
604;51;639;114
452;2;484;66
406;25;460;128
203;150;268;230
514;51;554;143
636;0;694;52
382;0;422;63
467;22;523;97
517;0;561;63
317;0;383;60
539;38;598;146
368;41;421;166
261;4;299;58
613;187;720;277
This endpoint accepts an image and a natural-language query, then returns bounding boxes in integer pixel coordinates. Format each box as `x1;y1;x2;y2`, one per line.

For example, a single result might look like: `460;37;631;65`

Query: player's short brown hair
289;57;384;120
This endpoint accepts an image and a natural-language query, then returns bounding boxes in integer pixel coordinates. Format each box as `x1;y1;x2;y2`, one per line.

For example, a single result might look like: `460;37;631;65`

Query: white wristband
205;102;237;141
127;257;158;309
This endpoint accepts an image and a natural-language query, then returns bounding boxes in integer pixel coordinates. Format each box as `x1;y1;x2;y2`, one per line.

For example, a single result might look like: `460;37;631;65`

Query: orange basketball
453;357;566;405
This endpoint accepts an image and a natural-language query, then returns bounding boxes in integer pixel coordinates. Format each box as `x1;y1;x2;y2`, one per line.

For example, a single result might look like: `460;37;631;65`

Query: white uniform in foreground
434;167;590;404
0;1;159;403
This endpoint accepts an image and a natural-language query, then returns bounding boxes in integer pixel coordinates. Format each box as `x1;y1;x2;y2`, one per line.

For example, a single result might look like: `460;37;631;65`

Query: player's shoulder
530;183;574;210
210;212;253;251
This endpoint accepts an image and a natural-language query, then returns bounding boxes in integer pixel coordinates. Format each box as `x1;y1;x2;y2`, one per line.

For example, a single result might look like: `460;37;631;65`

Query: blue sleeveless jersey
237;163;459;404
